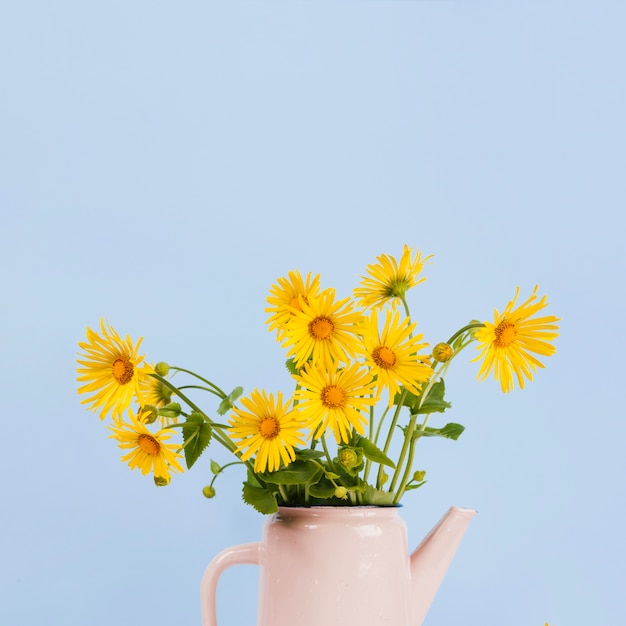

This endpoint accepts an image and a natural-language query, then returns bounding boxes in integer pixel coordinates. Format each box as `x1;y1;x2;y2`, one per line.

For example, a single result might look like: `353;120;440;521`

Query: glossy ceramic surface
201;505;476;626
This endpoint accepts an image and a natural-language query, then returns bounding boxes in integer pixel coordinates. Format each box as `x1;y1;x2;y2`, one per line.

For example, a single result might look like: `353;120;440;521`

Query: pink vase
201;505;476;626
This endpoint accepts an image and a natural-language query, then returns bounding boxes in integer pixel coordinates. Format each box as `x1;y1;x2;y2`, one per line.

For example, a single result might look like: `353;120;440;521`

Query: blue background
1;2;624;625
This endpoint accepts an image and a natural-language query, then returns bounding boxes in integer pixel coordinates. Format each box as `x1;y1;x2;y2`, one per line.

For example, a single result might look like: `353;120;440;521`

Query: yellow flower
293;361;378;443
358;309;432;406
139;370;173;408
139;367;177;425
353;245;433;310
282;288;364;369
76;319;152;420
472;286;560;393
108;410;184;481
229;389;305;473
265;270;322;340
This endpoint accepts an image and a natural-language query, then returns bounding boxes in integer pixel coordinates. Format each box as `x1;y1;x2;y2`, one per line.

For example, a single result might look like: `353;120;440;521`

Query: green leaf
353;435;396;469
416;380;452;415
394;380;452;415
285;358;299;375
419;422;465;441
210;459;221;475
394;389;418;410
216;386;244;416
181;414;212;469
361;484;397;506
259;460;322;485
308;480;336;499
295;448;325;461
242;481;278;514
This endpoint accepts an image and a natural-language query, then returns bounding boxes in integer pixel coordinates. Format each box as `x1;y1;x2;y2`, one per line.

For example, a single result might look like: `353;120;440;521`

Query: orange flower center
372;346;396;369
138;433;161;456
289;295;309;313
309;316;334;340
321;385;346;408
259;416;281;440
111;357;134;385
494;320;517;348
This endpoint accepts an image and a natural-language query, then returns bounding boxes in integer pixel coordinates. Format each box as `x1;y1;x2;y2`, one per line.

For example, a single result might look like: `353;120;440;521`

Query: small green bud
413;470;426;482
338;448;359;470
334;486;349;500
380;472;389;486
155;362;170;376
139;405;159;424
154;475;170;487
159;402;182;418
202;485;216;499
432;342;454;363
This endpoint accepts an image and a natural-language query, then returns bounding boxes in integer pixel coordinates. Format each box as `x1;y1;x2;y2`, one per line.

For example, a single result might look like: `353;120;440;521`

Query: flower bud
154;475;170;487
334;486;348;500
159;402;182;418
202;485;216;499
155;362;170;376
338;448;359;470
432;342;454;363
413;470;426;482
139;405;159;424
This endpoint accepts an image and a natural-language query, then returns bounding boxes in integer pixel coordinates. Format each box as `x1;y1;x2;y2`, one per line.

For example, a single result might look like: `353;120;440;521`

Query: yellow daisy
138;368;177;425
139;367;173;407
293;361;377;443
353;245;433;310
283;288;364;369
229;389;305;473
472;286;560;393
108;410;184;480
76;319;153;420
358;309;432;405
265;270;322;339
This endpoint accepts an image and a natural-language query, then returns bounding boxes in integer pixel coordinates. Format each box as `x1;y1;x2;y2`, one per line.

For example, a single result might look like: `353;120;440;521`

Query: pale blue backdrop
1;2;624;625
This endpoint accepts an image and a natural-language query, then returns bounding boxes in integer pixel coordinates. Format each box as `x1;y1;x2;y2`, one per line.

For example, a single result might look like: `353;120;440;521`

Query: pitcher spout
409;506;477;626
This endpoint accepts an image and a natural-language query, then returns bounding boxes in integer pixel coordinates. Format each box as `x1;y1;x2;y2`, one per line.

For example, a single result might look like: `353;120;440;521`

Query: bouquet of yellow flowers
76;246;559;513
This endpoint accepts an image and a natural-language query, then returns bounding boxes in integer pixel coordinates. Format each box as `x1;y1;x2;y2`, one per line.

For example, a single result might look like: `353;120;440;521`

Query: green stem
278;484;289;503
150;373;249;470
415;361;448;415
210;461;244;487
445;322;484;347
150;375;213;422
401;296;411;320
320;435;336;473
176;384;224;398
363;403;384;483
388;413;417;492
170;366;228;398
392;423;420;504
376;391;406;488
387;360;448;495
372;404;391;447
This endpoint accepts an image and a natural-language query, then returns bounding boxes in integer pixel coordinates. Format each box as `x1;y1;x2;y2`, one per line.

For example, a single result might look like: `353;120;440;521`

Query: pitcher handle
200;542;262;626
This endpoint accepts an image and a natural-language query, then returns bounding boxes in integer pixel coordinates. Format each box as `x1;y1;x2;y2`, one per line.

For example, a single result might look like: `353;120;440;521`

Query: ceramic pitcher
201;505;476;626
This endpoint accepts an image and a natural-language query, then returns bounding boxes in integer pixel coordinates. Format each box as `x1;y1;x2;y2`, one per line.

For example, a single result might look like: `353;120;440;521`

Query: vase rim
274;505;402;519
